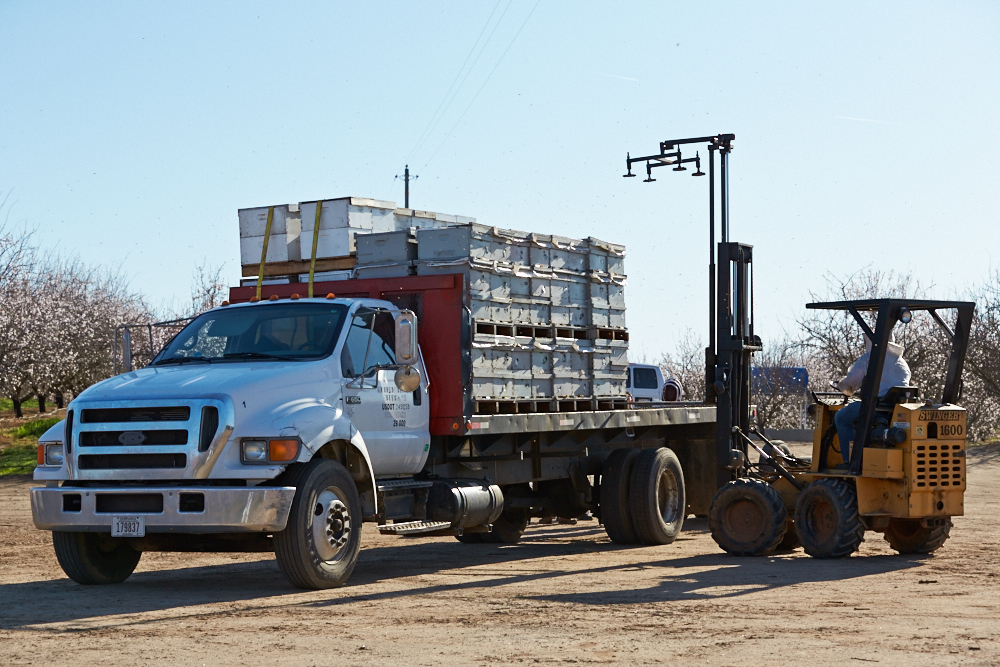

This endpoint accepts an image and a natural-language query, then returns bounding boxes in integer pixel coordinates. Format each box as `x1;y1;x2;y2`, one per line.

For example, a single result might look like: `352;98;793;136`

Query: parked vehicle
626;363;684;402
31;219;719;589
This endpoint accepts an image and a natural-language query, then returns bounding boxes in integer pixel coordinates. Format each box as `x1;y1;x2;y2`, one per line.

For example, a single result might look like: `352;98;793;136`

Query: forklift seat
877;386;920;409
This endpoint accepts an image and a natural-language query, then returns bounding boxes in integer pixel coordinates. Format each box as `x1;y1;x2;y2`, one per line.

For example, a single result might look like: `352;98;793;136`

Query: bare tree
962;269;1000;441
658;330;707;402
751;335;815;430
188;262;228;317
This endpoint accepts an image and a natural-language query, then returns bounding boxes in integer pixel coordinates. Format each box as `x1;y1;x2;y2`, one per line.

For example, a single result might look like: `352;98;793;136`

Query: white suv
627;363;684;402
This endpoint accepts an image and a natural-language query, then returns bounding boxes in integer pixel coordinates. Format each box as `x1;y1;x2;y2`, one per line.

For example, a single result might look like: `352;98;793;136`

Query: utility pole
395;165;419;209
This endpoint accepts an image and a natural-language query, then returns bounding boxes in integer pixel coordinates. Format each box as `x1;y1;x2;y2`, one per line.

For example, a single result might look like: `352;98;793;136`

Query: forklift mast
714;242;761;488
623;133;761;489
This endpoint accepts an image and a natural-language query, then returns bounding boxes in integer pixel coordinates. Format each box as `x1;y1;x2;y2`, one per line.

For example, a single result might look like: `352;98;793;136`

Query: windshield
154;302;348;364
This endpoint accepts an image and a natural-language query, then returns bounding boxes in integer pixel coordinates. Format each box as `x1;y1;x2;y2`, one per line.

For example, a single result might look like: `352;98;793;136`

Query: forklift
624;135;976;558
709;298;975;558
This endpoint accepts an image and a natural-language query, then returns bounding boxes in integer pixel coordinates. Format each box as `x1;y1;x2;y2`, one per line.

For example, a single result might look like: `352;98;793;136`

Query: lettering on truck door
340;307;430;475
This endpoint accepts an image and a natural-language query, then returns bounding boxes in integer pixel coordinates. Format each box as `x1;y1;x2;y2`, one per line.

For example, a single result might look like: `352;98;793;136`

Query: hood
75;360;332;405
864;334;904;358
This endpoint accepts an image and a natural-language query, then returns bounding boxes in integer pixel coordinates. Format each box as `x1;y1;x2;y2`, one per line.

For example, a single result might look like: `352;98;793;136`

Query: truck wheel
52;531;141;585
274;458;362;589
484;508;529;543
600;449;640;544
794;478;865;559
629;447;685;545
708;479;787;556
883;518;952;554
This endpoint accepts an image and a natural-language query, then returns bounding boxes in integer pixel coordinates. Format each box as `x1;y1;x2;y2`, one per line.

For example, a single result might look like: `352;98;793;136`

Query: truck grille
78;454;187;470
80;407;191;423
199;407;219;452
79;430;189;447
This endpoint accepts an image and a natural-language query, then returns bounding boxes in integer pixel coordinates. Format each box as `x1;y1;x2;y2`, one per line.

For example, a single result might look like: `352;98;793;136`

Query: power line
404;0;504;165
406;0;513;164
422;0;542;169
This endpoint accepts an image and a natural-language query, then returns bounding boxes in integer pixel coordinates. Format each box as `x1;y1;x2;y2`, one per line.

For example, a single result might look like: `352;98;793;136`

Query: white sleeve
838;352;869;396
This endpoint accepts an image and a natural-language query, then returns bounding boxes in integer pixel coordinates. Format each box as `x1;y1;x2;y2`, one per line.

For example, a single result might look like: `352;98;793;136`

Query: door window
341;310;396;377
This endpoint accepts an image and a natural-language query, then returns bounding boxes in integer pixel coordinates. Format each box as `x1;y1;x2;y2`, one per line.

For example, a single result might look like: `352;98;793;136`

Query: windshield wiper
220;352;295;361
152;356;212;366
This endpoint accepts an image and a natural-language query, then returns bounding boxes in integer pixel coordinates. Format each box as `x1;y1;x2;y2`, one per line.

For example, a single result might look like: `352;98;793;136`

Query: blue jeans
834;400;861;464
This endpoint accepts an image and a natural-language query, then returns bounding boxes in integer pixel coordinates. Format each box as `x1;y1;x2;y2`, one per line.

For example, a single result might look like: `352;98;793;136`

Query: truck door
340;306;430;475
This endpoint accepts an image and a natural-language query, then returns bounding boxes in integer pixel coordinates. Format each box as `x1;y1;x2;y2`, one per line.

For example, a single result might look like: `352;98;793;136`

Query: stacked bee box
240;199;629;413
238;197;474;280
409;223;629;413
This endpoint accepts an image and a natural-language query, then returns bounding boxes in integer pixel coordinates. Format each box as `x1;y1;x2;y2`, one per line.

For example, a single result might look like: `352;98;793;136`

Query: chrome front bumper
31;486;296;533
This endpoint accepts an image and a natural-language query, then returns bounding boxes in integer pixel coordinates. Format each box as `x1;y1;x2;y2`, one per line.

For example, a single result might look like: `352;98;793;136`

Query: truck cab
31;297;446;588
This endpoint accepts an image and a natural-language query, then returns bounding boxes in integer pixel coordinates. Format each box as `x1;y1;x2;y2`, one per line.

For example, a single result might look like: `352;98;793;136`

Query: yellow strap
308;200;323;298
255;206;275;299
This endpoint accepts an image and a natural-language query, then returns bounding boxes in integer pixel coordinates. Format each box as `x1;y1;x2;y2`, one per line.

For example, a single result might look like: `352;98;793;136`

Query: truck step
378;520;452;536
376;480;435;492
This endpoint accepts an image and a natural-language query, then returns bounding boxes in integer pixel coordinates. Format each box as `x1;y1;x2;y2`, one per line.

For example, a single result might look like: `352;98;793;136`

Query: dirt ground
2;442;998;666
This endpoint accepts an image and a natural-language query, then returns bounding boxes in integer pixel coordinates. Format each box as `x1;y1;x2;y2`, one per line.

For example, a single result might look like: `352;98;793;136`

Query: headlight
241;440;268;462
241;438;299;464
41;444;64;466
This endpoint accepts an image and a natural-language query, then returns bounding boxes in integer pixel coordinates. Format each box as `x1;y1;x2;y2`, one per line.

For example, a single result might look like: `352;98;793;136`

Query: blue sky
2;1;998;360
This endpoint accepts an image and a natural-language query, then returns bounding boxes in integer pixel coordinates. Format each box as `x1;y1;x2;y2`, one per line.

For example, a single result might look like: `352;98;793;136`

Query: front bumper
31;486;296;533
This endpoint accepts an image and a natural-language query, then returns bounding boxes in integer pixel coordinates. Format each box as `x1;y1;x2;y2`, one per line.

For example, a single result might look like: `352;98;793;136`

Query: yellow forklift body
807;401;966;519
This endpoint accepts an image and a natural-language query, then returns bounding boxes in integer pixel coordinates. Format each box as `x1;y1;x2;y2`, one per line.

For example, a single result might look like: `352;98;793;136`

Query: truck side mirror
394;310;418;366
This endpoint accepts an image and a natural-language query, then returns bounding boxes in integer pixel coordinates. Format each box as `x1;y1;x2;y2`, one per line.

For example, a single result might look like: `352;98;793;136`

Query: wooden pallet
474;397;628;415
474;322;594;341
241;255;357;278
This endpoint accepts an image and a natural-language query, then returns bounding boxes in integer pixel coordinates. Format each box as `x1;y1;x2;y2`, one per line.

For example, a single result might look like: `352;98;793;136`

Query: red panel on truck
229;275;467;436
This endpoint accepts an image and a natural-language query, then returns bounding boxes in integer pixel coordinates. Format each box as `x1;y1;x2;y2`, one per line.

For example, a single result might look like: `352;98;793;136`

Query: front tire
52;531;141;585
274;458;362;589
708;479;787;556
629;447;686;545
883;518;952;554
794;478;865;559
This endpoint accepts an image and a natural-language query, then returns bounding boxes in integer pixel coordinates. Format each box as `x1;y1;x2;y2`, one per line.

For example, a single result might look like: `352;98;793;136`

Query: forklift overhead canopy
805;297;976;474
806;299;976;311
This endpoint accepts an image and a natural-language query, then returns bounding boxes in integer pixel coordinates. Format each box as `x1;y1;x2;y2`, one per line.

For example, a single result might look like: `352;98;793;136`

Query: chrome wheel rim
312;487;352;562
657;468;681;524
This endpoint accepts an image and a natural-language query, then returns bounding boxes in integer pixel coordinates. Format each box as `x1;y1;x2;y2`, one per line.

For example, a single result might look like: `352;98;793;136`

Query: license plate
111;515;145;537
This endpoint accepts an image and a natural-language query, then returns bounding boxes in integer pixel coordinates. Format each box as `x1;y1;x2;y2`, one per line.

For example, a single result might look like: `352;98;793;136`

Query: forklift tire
274;458;362;589
600;449;641;544
52;531;142;585
794;478;865;559
629;447;686;545
483;508;530;543
775;520;800;551
883;518;952;554
708;479;787;556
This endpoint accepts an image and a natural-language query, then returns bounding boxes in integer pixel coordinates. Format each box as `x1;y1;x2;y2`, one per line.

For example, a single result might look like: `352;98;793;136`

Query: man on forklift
833;334;911;467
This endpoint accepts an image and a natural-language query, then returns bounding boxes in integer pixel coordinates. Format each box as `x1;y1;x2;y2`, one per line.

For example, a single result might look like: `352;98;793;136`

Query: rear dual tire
600;447;685;545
